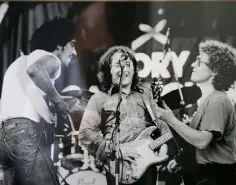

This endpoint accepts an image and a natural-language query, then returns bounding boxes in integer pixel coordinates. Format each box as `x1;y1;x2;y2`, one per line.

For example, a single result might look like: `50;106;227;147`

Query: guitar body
106;126;171;184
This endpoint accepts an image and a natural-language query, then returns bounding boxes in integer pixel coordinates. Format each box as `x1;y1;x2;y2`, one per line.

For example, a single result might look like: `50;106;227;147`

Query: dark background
1;2;236;182
1;1;236;95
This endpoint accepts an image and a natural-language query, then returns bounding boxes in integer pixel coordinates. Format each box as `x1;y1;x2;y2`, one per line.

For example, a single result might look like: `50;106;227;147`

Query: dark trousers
0;118;59;185
106;165;157;185
195;163;236;185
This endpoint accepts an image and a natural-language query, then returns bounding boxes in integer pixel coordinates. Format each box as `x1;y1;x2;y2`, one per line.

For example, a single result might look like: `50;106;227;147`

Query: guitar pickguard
106;126;172;184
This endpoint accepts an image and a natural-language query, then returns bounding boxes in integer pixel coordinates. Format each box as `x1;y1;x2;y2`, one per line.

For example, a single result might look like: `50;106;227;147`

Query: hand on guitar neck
182;112;196;125
151;77;164;108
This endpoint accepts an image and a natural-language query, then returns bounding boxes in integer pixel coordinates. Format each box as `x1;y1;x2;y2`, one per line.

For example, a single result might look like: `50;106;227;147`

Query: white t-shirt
0;50;61;123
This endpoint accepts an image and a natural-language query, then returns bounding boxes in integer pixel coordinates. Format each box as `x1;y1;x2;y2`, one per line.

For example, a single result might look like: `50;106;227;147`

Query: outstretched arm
155;102;213;150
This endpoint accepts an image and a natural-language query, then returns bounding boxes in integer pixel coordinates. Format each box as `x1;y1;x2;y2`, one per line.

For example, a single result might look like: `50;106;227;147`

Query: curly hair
29;17;76;52
97;46;142;93
199;40;236;91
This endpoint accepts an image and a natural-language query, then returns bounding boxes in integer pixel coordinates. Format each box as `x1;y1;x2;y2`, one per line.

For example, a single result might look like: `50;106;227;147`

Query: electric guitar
106;126;172;184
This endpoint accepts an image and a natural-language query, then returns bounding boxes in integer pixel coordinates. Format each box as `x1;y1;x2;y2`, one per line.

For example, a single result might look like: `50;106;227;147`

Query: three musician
1;15;236;185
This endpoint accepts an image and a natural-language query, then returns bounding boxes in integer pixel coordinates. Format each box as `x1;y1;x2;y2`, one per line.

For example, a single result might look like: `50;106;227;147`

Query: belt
1;118;38;129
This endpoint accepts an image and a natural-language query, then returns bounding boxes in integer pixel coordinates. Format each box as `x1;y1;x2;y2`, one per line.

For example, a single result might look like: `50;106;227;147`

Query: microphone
117;53;128;87
119;53;129;69
162;27;171;60
120;53;128;61
19;49;24;56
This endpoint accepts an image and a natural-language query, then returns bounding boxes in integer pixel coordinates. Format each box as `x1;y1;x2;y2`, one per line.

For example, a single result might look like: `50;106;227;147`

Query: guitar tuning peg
59;143;63;148
58;153;63;159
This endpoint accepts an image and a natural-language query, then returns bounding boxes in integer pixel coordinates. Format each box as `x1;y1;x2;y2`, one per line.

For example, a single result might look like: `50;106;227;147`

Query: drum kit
51;89;106;185
55;130;107;185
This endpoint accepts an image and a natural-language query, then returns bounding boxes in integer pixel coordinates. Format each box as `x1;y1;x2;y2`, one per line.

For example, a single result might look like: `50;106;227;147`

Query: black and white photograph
0;1;236;185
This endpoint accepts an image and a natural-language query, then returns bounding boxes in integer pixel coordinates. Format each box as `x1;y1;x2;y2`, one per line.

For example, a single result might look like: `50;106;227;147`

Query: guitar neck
148;133;173;151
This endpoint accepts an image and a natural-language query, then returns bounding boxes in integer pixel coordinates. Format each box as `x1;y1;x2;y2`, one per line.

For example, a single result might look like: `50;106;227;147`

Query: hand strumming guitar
120;146;141;163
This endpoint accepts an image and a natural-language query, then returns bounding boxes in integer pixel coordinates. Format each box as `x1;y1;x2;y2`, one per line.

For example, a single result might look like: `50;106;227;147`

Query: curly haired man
157;40;236;185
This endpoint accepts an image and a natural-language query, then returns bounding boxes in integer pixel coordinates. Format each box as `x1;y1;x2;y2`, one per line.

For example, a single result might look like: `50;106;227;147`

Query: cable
57;170;69;185
119;148;124;183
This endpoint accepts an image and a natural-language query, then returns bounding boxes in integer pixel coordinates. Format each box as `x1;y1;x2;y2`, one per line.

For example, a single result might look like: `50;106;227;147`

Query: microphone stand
163;27;185;108
168;48;185;108
113;63;124;185
163;28;189;185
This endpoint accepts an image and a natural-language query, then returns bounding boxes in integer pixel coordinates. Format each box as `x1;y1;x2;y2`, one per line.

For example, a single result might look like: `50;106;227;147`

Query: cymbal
162;85;202;110
61;95;75;100
61;89;94;101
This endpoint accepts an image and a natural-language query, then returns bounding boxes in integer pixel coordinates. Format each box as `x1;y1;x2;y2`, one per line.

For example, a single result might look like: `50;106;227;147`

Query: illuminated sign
135;51;190;78
131;20;194;97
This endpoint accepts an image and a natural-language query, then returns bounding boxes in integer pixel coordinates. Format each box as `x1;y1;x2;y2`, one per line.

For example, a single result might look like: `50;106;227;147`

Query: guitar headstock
151;77;164;105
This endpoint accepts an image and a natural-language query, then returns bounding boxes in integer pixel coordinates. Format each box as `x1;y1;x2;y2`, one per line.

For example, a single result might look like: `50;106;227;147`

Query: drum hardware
161;85;201;110
51;113;58;161
55;115;91;172
80;144;89;170
89;156;99;172
52;93;106;185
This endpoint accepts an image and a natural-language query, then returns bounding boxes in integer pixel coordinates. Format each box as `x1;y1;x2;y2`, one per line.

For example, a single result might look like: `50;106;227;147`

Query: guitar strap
139;91;160;127
139;90;182;153
139;91;196;184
